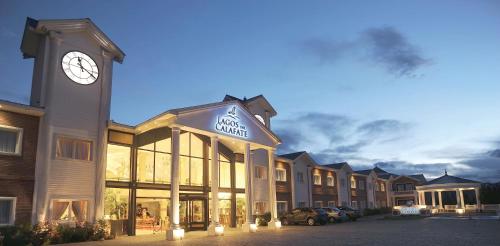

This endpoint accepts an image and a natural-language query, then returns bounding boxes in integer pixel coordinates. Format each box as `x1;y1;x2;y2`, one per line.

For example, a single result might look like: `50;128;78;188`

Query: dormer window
254;114;265;125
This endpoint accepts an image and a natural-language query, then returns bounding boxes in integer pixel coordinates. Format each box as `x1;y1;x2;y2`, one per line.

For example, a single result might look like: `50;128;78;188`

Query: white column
456;189;461;208
438;191;443;209
208;136;223;236
307;166;313;207
475;188;481;210
242;143;256;232
167;127;183;240
290;161;296;209
431;191;436;207
460;190;465;209
267;148;280;229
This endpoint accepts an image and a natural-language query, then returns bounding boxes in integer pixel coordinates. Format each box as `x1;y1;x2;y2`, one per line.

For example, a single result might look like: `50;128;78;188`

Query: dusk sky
1;0;499;182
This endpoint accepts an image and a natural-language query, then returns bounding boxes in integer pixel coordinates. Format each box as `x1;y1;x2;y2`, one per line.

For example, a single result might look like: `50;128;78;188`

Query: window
106;144;131;181
55;136;92;161
104;188;129;220
328;201;336;207
254;114;265;125
178;133;203;186
0;125;23;155
277;201;288;215
276;168;286;182
235;162;246;189
313;174;321;185
254;201;267;215
351;201;358;209
297;201;307;208
219;159;231;188
255;166;267;179
327;176;335;186
314;201;323;207
297;172;304;184
405;183;415;191
375;183;380;191
51;200;88;222
381;183;386;192
359;181;365;190
350;177;356;189
0;197;16;225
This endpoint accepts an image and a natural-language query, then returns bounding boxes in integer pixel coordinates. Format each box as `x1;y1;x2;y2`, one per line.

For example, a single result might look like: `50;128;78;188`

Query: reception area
102;100;282;239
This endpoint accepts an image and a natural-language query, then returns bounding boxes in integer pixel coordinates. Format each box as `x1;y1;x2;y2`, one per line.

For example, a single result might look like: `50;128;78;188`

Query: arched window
254;114;265;125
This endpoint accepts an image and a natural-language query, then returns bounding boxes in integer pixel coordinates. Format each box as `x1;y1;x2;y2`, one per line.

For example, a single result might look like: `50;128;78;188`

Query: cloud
301;26;430;77
275;112;411;163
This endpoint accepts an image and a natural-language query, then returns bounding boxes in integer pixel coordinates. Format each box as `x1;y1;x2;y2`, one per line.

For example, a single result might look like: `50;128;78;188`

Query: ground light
167;228;185;241
242;223;258;233
456;209;465;214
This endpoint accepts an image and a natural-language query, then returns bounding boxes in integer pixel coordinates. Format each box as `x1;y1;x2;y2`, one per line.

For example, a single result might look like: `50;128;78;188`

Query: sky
1;0;499;182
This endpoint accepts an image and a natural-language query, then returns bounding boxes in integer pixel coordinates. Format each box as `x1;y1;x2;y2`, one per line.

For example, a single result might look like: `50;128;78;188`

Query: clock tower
21;17;125;223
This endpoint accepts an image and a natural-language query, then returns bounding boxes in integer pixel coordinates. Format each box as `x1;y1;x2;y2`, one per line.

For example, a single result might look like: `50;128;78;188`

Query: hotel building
0;17;485;238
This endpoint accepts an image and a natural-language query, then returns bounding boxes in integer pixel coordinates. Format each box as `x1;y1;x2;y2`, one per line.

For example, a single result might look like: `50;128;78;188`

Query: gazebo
416;171;481;214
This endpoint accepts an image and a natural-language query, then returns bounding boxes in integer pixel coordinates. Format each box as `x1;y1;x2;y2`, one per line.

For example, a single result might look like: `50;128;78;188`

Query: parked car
338;206;361;221
280;208;329;226
320;207;348;223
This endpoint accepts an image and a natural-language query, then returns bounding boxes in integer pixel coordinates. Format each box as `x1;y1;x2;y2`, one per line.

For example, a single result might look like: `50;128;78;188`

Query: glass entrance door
180;198;206;231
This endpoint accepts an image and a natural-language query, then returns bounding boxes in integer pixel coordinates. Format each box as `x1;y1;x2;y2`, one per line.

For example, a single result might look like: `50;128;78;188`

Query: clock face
61;51;99;85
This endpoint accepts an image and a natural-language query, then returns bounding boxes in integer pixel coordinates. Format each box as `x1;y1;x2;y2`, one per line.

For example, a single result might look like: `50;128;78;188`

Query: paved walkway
71;216;500;246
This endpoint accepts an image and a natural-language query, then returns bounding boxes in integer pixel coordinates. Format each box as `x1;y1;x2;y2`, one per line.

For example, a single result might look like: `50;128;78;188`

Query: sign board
214;106;249;138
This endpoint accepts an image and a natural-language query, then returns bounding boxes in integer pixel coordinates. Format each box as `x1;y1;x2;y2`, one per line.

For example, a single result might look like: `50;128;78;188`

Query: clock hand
79;65;97;79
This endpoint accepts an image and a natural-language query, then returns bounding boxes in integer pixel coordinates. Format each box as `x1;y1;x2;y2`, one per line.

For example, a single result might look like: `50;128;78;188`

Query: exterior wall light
215;225;224;236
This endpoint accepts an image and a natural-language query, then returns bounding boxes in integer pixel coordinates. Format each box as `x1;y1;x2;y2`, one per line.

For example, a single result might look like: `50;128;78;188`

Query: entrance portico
131;101;281;240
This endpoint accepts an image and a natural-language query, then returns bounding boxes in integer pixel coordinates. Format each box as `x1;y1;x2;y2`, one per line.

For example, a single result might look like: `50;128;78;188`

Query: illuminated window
137;134;171;184
327;176;335;186
106;144;131;181
51;200;88;222
254;114;265;125
255;166;267;179
276;168;286;182
219;160;231;188
350;177;356;189
55;136;92;161
381;183;386;192
254;201;267;215
0;125;23;155
297;172;304;184
0;197;16;225
104;188;129;220
235;162;245;189
313;174;321;185
179;132;204;186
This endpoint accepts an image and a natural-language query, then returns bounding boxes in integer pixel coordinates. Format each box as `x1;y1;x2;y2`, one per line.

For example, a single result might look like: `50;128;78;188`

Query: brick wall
0;110;39;224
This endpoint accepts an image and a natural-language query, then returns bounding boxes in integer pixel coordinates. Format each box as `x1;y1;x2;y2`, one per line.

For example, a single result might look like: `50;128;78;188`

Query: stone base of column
207;224;224;236
166;226;184;241
267;219;281;229
242;222;257;232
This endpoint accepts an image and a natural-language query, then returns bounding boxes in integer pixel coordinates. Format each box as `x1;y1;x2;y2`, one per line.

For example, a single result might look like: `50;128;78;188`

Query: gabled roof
278;151;306;160
223;94;277;117
354;169;373;175
21;17;125;63
409;174;427;183
373;167;389;174
424;174;480;186
324;162;349;170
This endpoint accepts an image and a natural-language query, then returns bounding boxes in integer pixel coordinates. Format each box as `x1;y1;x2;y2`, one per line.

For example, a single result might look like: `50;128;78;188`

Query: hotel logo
215;106;248;138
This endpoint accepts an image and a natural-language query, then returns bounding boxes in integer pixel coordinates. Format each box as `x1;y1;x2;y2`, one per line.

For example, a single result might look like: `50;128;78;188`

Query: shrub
363;207;392;216
0;220;111;245
256;212;271;226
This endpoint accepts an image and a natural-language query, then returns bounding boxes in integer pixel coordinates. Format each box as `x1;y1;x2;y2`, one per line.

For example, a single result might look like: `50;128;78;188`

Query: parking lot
74;216;500;246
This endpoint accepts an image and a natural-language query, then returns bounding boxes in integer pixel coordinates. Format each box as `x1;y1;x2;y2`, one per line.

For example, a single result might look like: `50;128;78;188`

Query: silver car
320;207;348;223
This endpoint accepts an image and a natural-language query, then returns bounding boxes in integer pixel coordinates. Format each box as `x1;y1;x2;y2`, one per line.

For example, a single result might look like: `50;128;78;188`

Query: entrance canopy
136;100;281;150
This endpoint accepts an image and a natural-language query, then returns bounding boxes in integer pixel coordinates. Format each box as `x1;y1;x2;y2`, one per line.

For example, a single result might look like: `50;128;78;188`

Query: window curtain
0;130;17;153
75;141;91;160
71;201;87;222
52;201;70;220
0;200;12;224
56;138;73;159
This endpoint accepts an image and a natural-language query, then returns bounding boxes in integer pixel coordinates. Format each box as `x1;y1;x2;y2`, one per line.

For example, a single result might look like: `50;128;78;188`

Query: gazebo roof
424;173;480;185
